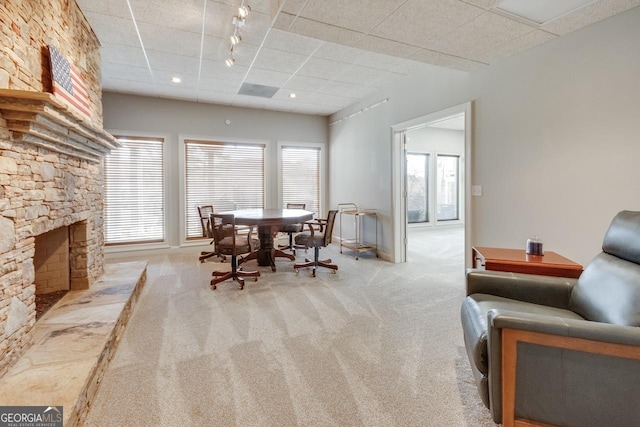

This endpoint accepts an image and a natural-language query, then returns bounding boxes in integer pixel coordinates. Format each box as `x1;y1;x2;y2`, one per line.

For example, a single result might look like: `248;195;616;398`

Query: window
281;145;321;215
407;153;429;223
104;136;164;245
436;154;460;221
185;139;265;239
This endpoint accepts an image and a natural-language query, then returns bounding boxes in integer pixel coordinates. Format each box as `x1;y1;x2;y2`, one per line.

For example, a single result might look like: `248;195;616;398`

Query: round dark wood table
217;208;314;271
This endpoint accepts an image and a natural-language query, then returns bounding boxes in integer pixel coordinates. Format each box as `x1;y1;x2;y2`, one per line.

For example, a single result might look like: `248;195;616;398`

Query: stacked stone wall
0;0;104;375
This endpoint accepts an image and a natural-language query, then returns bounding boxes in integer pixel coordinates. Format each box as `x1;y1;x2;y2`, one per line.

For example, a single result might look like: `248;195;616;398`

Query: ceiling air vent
238;83;279;98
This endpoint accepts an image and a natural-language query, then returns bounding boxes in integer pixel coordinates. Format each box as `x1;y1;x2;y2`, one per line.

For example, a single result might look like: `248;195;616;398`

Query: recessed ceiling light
289;93;296;99
171;76;181;83
225;57;235;67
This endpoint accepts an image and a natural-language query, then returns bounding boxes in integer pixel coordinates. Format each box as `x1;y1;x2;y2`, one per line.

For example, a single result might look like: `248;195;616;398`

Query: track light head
238;4;251;18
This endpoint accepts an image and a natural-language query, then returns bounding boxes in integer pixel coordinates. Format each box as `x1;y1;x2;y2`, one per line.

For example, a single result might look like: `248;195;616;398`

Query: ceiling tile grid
75;0;640;116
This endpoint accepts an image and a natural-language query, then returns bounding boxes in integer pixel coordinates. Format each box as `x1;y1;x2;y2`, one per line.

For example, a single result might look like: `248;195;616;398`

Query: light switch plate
471;185;482;196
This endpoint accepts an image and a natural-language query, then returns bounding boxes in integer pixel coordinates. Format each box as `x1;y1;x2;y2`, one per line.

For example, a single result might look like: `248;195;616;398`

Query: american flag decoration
49;45;91;118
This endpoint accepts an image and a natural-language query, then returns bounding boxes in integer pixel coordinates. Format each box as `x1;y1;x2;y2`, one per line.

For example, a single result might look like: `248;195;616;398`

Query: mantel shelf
0;89;120;162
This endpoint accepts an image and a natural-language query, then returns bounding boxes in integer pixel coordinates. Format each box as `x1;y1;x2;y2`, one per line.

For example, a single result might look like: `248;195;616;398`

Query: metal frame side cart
337;203;378;260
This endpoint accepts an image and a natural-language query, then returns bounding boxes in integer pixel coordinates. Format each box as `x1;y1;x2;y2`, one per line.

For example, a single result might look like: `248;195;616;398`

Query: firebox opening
34;226;70;320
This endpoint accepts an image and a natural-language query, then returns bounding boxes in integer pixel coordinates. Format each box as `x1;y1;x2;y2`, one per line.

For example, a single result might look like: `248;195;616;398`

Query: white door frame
390;101;473;266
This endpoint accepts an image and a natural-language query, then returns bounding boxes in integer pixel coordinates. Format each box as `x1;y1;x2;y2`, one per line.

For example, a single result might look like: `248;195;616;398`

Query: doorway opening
391;102;473;266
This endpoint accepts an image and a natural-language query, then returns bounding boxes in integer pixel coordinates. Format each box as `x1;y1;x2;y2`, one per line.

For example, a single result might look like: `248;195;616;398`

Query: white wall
330;7;640;266
102;93;329;249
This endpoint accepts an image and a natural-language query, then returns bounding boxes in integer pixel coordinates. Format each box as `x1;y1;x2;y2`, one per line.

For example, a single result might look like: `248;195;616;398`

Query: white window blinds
185;140;265;239
281;146;320;216
104;136;165;245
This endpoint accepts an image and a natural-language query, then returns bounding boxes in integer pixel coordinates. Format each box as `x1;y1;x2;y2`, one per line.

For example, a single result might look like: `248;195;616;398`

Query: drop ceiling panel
101;79;158;95
541;0;640;35
82;12;140;47
464;0;501;9
355;51;417;73
199;60;249;82
477;29;557;63
298;0;407;34
283;75;331;92
154;70;199;89
100;43;149;68
289;18;365;46
371;0;485;47
237;11;273;46
252;47;310;73
76;0;129;17
281;0;309;16
427;11;535;61
313;43;365;64
351;35;421;59
296;57;347;80
319;81;375;98
264;29;324;55
410;49;486;71
203;2;239;37
146;51;201;75
304;92;358;107
272;12;297;32
198;77;242;94
101;63;154;84
129;0;204;32
197;91;236;105
335;65;390;86
137;23;203;57
245;68;292;87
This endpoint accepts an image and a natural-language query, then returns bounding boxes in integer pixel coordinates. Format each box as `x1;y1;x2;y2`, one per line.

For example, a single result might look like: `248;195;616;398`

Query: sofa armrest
486;310;640;426
466;269;577;309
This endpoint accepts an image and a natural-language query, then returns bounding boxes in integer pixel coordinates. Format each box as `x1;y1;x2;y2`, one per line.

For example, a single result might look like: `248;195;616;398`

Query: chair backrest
322;210;338;247
211;213;238;256
286;203;306;209
197;205;214;237
569;210;640;326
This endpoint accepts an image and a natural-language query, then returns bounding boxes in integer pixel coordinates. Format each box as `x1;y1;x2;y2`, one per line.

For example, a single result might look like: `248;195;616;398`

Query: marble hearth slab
0;260;147;427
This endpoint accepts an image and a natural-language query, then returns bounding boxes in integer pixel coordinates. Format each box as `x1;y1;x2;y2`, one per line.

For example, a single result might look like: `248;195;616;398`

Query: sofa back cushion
569;211;640;326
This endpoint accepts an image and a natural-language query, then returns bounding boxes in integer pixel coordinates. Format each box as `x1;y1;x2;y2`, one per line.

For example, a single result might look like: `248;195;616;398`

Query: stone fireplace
0;0;118;376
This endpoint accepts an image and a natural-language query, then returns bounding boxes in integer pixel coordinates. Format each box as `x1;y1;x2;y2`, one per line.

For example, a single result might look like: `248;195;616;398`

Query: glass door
436;154;459;221
406;153;429;223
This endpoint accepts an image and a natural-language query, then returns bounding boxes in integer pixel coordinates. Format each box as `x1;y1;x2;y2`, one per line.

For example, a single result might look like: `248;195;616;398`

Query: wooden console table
472;246;583;278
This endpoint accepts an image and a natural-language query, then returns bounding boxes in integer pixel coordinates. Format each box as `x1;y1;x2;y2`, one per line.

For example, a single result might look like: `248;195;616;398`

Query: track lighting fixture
224;1;251;66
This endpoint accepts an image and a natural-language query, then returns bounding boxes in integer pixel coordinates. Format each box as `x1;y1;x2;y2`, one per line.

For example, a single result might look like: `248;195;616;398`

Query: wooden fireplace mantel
0;89;120;162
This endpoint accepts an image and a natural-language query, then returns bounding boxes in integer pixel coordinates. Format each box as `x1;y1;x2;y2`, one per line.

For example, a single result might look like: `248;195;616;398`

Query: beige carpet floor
84;226;496;426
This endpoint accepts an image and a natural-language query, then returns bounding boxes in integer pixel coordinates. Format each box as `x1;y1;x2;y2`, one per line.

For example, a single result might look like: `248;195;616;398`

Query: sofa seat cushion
461;293;585;375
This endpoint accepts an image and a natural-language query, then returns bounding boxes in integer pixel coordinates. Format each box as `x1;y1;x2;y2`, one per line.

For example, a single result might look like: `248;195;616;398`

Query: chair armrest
466;269;577;309
303;218;326;236
241;225;257;250
486;310;640;425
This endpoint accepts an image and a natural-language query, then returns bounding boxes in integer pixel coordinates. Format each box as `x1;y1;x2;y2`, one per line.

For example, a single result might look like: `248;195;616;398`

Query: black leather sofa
461;210;640;426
